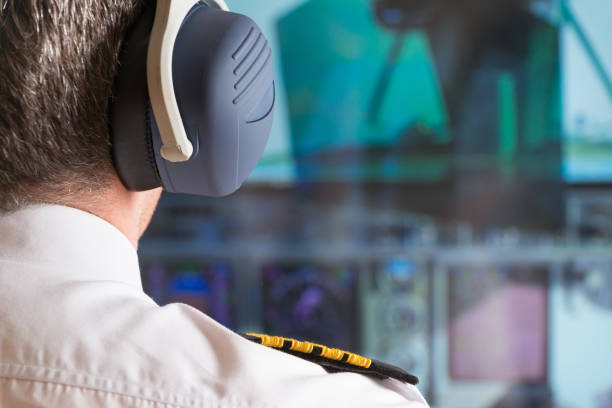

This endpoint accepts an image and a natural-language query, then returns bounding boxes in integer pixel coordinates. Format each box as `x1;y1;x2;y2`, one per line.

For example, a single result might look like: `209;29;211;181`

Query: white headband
147;0;230;163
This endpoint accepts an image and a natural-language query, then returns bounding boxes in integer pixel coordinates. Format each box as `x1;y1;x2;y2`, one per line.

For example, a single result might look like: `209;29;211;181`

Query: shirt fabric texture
0;205;428;407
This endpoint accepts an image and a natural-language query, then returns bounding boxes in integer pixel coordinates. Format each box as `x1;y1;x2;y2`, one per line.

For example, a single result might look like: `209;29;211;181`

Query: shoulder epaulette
242;333;419;385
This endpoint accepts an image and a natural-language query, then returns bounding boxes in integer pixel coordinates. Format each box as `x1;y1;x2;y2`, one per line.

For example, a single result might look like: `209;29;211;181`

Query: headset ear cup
152;6;274;196
110;5;162;191
111;2;274;196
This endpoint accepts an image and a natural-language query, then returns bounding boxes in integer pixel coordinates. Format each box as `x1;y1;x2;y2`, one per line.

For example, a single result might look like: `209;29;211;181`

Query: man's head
0;0;145;212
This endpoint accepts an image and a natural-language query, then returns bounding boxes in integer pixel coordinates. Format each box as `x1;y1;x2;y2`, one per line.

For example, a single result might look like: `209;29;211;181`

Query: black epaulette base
242;333;419;385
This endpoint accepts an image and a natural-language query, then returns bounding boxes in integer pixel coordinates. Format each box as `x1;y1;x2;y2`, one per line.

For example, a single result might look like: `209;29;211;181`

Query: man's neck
64;176;162;249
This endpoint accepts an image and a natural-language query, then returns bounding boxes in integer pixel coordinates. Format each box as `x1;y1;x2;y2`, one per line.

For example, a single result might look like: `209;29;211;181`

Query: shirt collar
0;204;142;289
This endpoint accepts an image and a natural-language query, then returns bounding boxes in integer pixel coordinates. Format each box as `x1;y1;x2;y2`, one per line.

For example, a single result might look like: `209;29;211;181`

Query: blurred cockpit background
140;0;612;406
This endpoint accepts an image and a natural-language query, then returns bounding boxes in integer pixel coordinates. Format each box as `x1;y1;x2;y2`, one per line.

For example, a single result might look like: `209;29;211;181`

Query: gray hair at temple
0;0;144;212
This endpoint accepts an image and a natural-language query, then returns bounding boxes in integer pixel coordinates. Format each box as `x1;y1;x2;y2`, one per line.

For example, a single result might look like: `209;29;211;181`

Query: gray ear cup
152;5;274;196
110;5;161;191
110;3;274;196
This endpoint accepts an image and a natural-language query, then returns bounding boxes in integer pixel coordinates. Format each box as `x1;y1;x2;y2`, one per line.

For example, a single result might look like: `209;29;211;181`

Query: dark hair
0;0;144;212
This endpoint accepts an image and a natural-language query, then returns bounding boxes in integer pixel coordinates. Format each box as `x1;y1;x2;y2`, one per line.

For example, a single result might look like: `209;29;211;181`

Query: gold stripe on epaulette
246;333;372;368
320;346;344;361
289;339;314;354
248;333;284;348
346;353;372;368
311;342;370;367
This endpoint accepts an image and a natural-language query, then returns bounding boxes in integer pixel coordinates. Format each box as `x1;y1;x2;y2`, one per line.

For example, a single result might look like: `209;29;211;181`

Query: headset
110;0;274;197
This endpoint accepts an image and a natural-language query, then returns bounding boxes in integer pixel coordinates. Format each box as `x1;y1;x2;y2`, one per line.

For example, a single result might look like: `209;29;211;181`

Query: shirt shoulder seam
0;376;187;408
0;362;263;408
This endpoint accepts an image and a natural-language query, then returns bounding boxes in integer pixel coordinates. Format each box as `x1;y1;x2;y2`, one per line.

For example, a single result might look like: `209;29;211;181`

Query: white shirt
0;205;428;407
